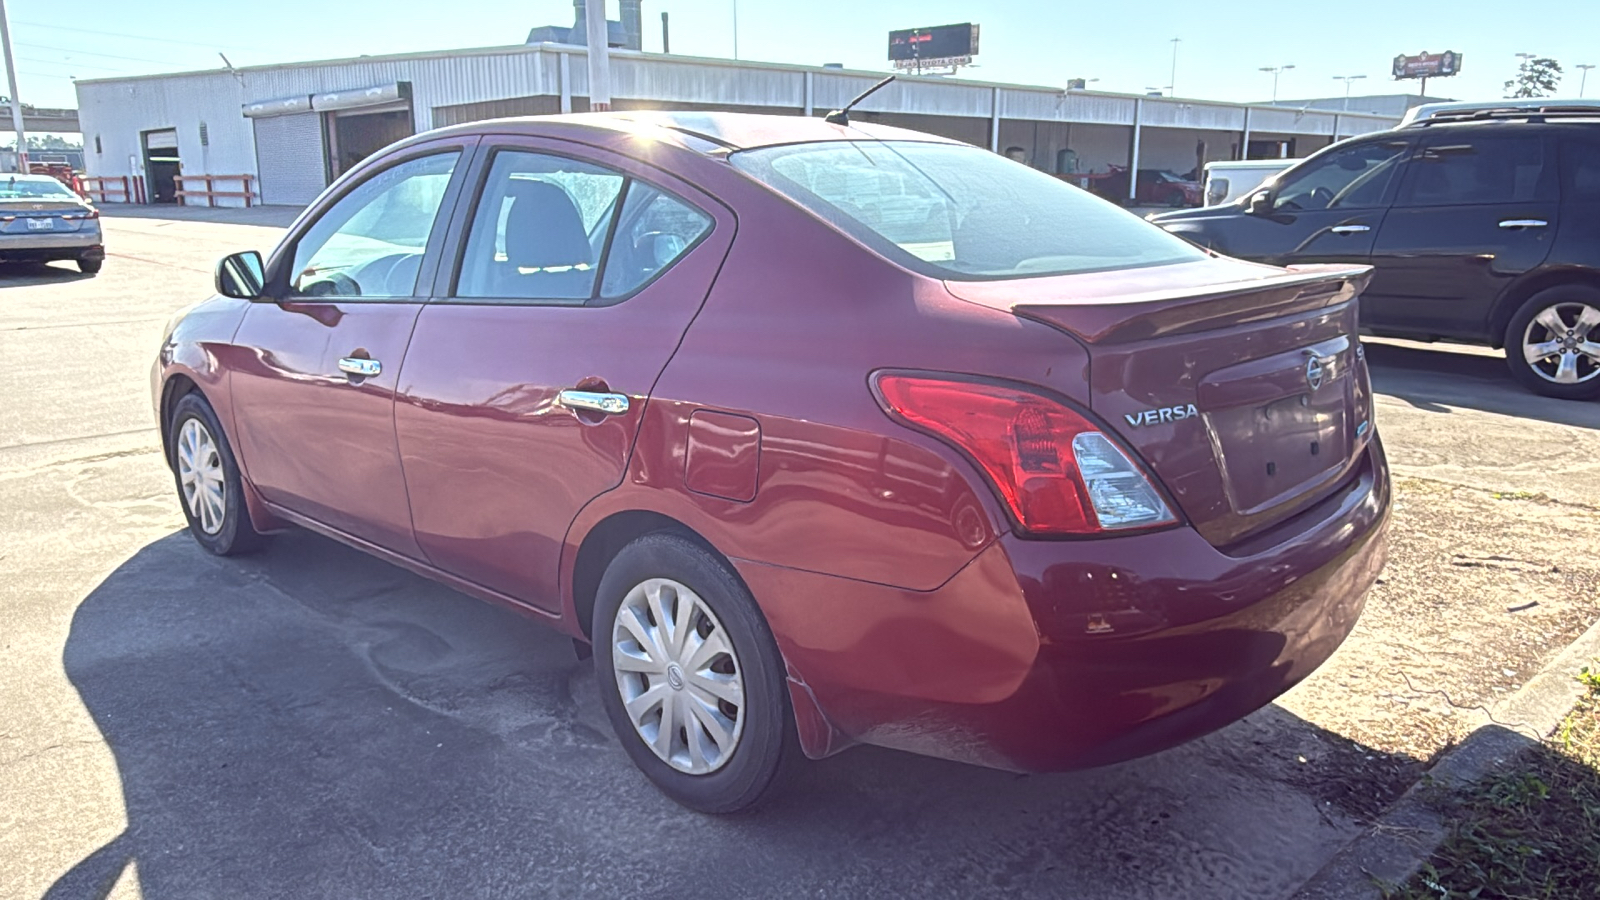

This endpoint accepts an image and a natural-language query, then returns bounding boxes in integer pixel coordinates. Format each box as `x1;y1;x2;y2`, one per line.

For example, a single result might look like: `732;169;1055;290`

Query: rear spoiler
1012;265;1372;345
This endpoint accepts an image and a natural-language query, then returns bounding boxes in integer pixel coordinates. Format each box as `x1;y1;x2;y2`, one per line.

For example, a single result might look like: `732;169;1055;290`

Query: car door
1366;130;1559;339
228;139;476;557
394;138;733;612
1212;137;1411;268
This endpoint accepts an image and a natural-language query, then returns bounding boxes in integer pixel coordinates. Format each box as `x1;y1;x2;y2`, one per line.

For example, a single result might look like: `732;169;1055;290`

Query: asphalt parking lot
3;208;1599;900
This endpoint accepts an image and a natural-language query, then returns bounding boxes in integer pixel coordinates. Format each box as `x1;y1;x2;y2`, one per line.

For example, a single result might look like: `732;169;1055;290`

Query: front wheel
592;532;800;813
168;392;267;555
1504;285;1600;400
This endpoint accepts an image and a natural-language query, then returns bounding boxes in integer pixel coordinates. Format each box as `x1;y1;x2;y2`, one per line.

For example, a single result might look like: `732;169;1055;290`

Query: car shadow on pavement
1364;340;1600;430
0;261;93;287
49;529;1421;900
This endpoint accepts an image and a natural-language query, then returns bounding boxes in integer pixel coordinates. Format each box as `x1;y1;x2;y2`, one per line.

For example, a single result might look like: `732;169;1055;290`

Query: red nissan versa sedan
153;112;1389;813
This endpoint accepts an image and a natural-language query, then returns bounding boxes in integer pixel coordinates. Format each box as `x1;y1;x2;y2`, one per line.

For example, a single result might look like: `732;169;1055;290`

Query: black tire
1504;284;1600;401
167;392;267;556
592;532;800;813
77;258;102;274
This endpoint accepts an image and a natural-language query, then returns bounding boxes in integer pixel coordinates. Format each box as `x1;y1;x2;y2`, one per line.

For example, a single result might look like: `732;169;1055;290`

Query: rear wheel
592;532;799;813
1504;285;1600;400
168;392;266;555
77;257;102;274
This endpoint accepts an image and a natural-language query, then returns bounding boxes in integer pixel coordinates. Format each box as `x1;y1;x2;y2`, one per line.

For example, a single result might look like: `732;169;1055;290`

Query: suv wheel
1504;285;1600;400
592;532;800;813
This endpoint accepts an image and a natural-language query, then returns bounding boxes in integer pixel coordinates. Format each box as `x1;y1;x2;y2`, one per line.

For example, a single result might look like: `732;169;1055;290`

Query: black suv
1152;102;1600;400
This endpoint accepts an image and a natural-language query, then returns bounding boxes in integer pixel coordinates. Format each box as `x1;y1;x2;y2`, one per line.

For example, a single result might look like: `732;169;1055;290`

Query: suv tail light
873;374;1176;536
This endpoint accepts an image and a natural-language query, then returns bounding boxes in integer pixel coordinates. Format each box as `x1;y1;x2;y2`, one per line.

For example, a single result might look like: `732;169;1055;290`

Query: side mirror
216;251;265;299
1205;177;1229;207
1247;190;1273;215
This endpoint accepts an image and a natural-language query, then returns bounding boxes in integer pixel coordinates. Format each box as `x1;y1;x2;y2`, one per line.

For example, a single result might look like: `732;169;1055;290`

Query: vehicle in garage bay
152;111;1390;813
0;173;104;274
1152;100;1600;400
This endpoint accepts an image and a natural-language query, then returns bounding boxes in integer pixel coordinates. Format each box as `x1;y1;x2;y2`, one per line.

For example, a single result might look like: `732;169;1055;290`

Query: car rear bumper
740;439;1390;771
0;232;103;261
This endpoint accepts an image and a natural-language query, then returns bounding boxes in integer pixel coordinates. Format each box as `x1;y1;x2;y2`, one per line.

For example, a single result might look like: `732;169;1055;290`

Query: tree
1505;57;1563;98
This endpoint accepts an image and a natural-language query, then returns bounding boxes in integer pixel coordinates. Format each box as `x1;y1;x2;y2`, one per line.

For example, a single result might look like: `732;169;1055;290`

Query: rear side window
731;141;1204;280
1272;140;1410;212
1562;139;1600;203
456;151;625;302
599;182;711;298
1398;135;1553;207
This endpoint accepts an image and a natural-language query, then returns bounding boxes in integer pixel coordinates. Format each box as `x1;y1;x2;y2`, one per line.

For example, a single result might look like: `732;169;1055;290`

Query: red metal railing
174;174;256;207
80;175;132;204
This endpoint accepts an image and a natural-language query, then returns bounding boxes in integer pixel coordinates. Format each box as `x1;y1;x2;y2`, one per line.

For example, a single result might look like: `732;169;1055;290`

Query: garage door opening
142;128;180;204
326;107;414;180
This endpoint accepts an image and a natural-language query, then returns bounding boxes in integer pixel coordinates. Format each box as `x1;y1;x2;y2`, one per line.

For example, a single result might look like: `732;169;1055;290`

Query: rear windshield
731;141;1204;280
0;178;75;200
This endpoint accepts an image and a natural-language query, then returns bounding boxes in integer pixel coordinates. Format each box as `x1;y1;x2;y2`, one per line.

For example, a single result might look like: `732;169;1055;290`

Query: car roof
426;110;966;154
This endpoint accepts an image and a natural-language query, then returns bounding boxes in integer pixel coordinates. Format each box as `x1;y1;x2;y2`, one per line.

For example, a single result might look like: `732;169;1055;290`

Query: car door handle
1328;224;1371;234
337;357;382;378
558;390;629;415
1498;219;1549;229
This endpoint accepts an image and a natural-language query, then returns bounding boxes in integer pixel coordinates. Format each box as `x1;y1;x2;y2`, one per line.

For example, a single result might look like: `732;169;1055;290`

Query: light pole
0;0;26;173
1579;64;1595;98
1259;64;1295;103
1169;38;1181;97
1332;74;1367;109
732;0;739;60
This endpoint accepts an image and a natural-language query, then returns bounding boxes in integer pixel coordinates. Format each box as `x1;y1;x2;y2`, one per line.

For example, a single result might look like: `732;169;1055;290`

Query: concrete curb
1290;612;1600;899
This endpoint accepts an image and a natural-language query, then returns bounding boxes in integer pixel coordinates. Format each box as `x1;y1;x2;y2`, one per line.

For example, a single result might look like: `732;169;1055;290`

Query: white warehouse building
73;41;1402;208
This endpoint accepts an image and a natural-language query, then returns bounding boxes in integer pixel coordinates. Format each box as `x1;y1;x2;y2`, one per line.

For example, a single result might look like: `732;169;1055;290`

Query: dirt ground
1273;426;1600;821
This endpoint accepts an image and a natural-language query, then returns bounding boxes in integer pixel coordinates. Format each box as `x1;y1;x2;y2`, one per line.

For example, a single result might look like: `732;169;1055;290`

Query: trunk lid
0;199;92;235
946;258;1376;549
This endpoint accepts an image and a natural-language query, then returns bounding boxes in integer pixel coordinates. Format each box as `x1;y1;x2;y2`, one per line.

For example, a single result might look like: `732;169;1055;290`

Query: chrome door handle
558;390;629;415
337;357;381;378
1328;224;1371;234
1499;219;1548;229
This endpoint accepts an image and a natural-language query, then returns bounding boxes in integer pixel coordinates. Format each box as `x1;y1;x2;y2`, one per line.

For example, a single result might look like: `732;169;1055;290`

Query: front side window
1272;139;1411;212
455;151;625;301
291;152;459;298
732;141;1204;280
1399;134;1552;207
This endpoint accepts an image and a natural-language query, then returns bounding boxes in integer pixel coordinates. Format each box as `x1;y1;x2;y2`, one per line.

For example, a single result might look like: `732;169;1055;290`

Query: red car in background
153;112;1389;813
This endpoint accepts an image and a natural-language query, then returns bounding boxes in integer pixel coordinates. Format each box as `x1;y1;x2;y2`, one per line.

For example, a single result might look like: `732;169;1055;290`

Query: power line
13;20;267;52
16;55;129;73
17;40;208;66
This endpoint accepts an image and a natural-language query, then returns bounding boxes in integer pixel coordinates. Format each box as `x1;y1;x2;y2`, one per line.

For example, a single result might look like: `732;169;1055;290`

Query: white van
1202;159;1299;206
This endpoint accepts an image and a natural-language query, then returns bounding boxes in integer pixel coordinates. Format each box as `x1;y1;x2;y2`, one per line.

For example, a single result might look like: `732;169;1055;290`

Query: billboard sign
1393;51;1463;80
888;23;980;64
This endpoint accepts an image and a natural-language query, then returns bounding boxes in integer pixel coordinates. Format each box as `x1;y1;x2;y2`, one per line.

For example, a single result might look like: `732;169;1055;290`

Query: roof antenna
824;75;896;126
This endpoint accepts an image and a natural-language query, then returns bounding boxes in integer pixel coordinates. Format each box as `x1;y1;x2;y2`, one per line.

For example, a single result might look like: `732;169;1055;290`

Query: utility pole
1259;64;1294;103
661;11;670;54
584;0;611;111
732;0;739;61
1332;74;1367;109
0;0;27;173
1169;38;1180;97
1579;64;1595;98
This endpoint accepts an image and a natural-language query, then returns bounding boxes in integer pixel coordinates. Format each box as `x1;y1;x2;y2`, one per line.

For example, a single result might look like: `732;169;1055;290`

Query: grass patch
1387;664;1600;899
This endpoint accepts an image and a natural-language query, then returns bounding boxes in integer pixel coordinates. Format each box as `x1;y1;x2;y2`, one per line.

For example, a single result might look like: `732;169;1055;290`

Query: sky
4;0;1599;111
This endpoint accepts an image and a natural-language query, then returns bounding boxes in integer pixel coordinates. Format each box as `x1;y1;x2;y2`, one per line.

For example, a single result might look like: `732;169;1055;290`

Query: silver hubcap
1523;301;1600;385
611;578;744;775
176;417;226;535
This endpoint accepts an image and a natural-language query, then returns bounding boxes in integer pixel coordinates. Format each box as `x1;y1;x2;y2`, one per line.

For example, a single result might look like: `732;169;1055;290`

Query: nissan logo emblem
1305;356;1326;390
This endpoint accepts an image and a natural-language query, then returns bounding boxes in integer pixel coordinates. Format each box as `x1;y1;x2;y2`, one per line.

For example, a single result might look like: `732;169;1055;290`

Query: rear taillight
873;374;1176;536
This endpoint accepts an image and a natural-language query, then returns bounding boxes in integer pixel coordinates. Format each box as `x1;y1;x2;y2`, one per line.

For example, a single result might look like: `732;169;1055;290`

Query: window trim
1392;131;1557;209
263;138;479;304
438;142;718;309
